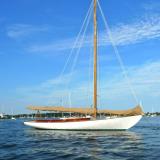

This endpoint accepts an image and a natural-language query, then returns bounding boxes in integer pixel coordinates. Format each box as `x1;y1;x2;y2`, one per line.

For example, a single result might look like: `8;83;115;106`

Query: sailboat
151;106;156;117
11;106;16;120
24;0;143;130
0;113;4;119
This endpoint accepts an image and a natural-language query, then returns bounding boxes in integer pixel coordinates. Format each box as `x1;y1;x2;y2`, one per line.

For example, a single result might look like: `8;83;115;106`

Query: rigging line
97;31;102;108
70;2;93;77
58;0;93;105
87;14;94;108
97;0;139;104
65;0;93;95
58;0;94;82
88;41;93;108
97;29;102;109
68;92;72;117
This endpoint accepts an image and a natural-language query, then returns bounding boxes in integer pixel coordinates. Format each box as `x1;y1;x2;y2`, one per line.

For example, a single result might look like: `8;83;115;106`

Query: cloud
29;38;74;53
7;24;49;39
16;60;160;111
28;14;160;54
106;61;160;91
100;14;160;46
97;60;160;111
17;72;72;92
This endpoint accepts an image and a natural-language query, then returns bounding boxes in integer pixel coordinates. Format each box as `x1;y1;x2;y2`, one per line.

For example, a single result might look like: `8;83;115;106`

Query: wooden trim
35;118;90;123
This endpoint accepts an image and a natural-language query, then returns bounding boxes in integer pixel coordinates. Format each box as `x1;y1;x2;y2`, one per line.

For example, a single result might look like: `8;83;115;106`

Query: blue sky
0;0;160;114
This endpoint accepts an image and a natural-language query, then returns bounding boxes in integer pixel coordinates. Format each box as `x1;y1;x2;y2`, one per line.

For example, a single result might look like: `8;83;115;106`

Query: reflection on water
24;127;143;159
26;128;141;142
0;117;160;160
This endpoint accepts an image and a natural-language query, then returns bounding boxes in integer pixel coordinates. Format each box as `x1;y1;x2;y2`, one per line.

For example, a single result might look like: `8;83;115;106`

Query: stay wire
97;0;139;104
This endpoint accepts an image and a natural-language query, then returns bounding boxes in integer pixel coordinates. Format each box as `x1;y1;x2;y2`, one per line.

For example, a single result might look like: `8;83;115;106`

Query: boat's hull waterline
24;115;142;130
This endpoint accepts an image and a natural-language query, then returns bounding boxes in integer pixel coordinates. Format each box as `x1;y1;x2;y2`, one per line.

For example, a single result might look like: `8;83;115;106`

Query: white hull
24;115;142;130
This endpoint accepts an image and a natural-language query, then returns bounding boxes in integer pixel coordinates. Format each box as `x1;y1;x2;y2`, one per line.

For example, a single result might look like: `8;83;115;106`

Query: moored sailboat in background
0;113;4;119
11;106;16;120
150;106;156;117
24;0;143;130
11;116;16;120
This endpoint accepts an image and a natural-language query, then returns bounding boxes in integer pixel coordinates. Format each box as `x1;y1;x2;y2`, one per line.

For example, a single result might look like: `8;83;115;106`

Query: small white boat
151;114;156;117
0;113;4;119
11;117;16;120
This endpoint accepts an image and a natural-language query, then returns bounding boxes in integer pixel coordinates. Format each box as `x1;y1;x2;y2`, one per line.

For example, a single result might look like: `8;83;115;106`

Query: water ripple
0;117;160;160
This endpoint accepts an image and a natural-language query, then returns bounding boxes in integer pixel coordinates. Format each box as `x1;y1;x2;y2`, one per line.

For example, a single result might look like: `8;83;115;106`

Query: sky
0;0;160;114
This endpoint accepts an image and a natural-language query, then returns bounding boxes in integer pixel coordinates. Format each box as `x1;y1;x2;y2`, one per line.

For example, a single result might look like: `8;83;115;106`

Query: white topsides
24;115;142;130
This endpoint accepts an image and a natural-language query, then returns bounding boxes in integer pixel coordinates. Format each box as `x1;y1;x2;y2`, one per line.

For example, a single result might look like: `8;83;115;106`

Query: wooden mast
93;0;97;118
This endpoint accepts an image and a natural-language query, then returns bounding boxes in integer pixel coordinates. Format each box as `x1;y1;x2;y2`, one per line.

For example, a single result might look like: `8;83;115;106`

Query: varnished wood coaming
34;118;91;123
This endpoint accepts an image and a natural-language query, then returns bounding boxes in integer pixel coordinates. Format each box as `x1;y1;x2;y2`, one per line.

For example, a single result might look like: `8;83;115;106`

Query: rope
58;0;93;83
97;0;139;104
97;31;102;108
58;0;94;105
88;42;93;108
68;92;72;117
69;3;93;80
65;0;93;106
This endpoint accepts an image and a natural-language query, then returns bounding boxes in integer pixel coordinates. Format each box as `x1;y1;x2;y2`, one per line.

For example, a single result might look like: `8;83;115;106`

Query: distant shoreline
0;112;160;120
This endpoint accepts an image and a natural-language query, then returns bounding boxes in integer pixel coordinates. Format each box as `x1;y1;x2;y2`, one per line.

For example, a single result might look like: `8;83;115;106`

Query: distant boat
151;114;156;117
151;106;156;117
24;0;143;130
11;117;16;120
0;105;4;119
0;113;4;119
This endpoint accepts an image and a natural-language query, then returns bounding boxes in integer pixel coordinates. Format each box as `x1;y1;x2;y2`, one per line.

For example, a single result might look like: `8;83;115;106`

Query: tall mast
93;0;97;118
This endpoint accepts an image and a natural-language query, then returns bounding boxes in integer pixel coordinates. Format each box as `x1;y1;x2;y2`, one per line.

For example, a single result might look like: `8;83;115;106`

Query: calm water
0;117;160;160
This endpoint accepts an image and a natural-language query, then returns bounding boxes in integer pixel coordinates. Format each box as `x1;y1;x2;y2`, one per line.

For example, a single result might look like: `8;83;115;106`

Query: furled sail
27;105;143;116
